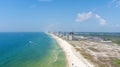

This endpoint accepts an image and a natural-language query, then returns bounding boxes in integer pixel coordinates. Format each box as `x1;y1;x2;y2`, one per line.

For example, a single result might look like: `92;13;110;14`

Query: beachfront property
66;32;74;40
52;32;113;44
1;0;120;67
51;32;74;40
53;32;63;37
100;40;112;43
49;32;120;67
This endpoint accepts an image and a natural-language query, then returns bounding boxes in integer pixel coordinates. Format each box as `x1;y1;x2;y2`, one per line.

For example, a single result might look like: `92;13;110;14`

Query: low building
101;40;112;43
66;32;74;40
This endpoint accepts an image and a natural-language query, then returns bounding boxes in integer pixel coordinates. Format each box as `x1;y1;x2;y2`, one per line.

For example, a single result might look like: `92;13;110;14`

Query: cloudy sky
0;0;120;32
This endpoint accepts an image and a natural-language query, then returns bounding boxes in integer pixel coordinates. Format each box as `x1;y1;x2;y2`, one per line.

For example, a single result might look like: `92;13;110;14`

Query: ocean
0;32;66;67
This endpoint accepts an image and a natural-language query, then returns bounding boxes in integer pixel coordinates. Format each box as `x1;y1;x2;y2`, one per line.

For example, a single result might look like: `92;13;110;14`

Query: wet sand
50;34;94;67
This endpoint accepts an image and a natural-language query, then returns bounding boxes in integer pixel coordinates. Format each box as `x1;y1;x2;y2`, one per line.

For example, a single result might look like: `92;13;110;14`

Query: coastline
49;33;94;67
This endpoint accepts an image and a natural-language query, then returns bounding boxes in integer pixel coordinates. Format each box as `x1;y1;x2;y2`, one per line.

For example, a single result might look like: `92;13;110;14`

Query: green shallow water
0;32;66;67
38;39;66;67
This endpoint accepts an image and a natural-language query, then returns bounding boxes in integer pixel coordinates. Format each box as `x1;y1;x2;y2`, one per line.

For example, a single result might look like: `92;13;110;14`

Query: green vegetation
69;42;107;67
76;32;120;45
75;47;108;67
112;40;120;45
88;47;100;52
99;34;120;45
113;59;120;67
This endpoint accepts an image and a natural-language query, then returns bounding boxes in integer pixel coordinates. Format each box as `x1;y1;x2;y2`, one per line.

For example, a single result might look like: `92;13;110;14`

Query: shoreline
49;33;94;67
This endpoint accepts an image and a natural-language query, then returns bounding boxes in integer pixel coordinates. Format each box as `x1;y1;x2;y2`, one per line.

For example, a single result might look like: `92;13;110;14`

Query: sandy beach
50;34;94;67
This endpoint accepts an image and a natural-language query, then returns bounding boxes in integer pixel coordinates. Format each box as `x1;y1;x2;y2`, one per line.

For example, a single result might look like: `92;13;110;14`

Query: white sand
50;34;94;67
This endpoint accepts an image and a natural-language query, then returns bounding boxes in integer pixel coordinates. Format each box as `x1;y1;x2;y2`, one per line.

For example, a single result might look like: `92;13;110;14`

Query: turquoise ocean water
0;32;66;67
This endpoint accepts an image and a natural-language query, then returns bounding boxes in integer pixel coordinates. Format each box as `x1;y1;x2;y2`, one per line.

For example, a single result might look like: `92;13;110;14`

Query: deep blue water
0;32;66;67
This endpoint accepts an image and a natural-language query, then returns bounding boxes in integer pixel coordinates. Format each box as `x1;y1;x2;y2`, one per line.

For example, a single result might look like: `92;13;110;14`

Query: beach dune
50;34;94;67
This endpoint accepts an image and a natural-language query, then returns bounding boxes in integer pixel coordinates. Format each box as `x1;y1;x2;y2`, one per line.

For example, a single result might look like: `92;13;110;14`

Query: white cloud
109;0;120;7
95;14;106;25
116;0;120;7
75;11;106;26
75;11;93;22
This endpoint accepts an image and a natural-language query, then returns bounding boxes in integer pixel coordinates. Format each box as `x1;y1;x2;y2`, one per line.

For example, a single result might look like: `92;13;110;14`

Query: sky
0;0;120;32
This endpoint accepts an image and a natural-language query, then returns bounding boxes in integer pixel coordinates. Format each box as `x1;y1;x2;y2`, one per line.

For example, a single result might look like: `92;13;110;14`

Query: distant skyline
0;0;120;32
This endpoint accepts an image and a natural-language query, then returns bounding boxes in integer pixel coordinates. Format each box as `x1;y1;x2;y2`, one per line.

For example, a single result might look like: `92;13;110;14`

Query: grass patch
112;40;120;45
88;47;100;52
113;59;120;67
69;43;76;47
75;47;110;67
